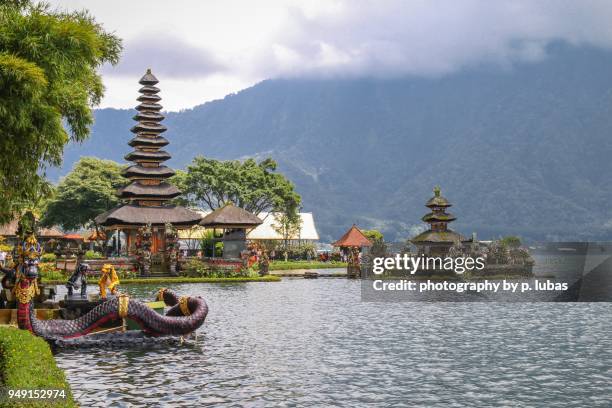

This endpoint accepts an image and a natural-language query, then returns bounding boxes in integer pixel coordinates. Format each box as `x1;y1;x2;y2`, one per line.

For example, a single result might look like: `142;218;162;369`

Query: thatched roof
95;204;202;227
333;225;372;247
199;204;262;228
422;212;457;223
124;150;170;162
410;230;468;244
128;135;169;147
118;182;180;199
0;219;63;238
0;219;18;236
139;68;159;85
426;186;452;208
130;122;167;134
122;165;175;179
136;102;162;112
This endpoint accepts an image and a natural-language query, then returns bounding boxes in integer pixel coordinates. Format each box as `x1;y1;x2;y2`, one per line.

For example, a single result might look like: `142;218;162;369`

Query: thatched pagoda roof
128;136;169;147
95;69;202;229
117;182;181;199
199;204;262;229
333;225;372;247
422;212;457;223
426;186;452;208
95;205;202;227
410;230;468;244
122;165;175;179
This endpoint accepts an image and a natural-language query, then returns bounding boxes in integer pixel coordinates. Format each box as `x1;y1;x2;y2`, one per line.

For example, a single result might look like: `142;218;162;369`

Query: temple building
199;203;263;260
95;69;201;274
333;224;373;278
410;186;468;256
333;225;373;250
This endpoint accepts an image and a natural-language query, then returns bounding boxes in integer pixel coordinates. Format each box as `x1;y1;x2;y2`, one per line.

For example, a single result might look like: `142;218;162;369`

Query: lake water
55;278;612;407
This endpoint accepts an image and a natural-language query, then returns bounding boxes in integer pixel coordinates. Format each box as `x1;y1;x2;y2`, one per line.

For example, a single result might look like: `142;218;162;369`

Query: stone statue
137;223;153;276
98;264;120;299
164;222;179;276
259;251;270;276
66;263;90;298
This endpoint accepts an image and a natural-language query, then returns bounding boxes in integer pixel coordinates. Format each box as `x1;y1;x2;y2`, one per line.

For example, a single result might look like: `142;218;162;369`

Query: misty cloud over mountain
53;44;612;242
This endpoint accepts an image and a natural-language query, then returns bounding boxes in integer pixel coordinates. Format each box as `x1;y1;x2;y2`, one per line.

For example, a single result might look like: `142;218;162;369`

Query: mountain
50;44;612;242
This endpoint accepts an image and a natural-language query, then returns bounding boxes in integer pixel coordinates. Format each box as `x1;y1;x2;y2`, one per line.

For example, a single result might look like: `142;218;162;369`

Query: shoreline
41;275;281;285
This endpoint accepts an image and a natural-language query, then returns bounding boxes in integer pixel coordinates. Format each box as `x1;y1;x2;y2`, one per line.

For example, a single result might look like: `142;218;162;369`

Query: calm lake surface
55;278;612;407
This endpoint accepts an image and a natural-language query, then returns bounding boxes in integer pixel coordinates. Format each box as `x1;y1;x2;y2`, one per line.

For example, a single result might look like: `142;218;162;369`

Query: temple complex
95;69;201;275
411;186;468;256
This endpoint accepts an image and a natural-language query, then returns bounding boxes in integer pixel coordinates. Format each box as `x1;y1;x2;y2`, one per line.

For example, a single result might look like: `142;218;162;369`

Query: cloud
102;34;224;79
248;0;612;78
52;0;612;109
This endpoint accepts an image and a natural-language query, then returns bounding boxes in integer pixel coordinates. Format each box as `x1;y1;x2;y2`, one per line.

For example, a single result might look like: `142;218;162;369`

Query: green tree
362;229;387;258
0;0;121;223
42;157;125;230
362;229;384;243
173;156;301;217
272;210;303;260
500;236;522;248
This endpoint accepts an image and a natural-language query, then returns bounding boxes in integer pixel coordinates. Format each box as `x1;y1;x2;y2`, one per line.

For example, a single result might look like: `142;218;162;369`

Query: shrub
38;262;65;281
116;267;137;280
280;243;316;260
501;236;522;248
40;253;57;263
181;259;257;278
199;230;224;257
0;327;76;407
84;250;104;259
0;236;13;252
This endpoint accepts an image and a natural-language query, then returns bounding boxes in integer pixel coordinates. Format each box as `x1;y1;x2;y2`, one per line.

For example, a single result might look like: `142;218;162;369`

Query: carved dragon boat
4;234;208;342
16;278;208;340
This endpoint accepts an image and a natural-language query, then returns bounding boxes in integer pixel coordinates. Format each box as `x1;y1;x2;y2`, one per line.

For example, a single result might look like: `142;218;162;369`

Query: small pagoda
95;69;201;275
411;186;468;256
333;225;373;249
333;224;372;278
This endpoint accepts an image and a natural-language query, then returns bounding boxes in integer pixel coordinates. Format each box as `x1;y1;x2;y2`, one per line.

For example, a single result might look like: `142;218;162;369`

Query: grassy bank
263;261;347;271
0;327;76;408
41;275;281;285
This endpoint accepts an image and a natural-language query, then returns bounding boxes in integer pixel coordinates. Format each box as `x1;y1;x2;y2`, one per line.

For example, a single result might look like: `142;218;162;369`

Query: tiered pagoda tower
410;186;467;256
119;69;179;205
96;69;201;273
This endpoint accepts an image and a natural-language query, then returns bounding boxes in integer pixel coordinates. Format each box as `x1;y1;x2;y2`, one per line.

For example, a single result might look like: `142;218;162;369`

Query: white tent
247;212;319;241
177;210;319;241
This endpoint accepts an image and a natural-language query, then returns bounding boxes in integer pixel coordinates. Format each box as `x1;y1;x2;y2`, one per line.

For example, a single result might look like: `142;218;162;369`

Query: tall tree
173;156;301;217
0;0;121;223
42;157;125;230
272;210;303;260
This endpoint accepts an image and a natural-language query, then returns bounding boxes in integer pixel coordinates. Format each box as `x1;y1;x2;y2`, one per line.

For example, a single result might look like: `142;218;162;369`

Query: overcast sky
48;0;612;111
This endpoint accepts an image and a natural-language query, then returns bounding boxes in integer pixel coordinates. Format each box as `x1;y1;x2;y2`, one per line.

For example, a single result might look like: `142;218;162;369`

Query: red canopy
61;234;84;240
332;225;373;247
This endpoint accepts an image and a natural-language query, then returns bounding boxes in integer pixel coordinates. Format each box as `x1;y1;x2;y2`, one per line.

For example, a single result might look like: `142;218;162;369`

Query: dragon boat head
13;235;42;303
20;257;39;280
